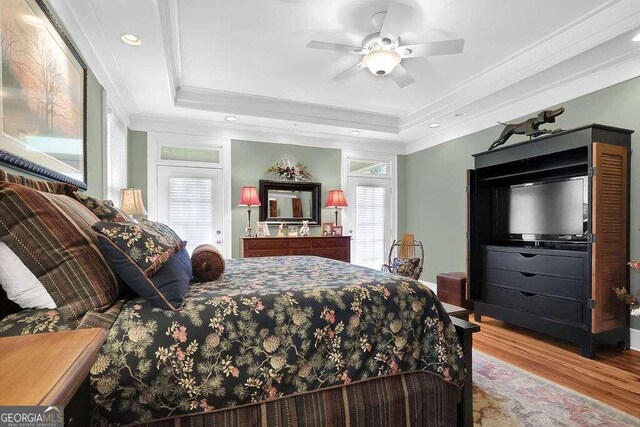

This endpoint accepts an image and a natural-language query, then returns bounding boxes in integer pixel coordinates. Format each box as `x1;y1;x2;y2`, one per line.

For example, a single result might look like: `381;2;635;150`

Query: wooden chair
382;233;425;280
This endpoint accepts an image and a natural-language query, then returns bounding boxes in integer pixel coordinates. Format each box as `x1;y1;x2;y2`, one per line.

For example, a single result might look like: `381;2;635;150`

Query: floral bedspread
2;256;465;425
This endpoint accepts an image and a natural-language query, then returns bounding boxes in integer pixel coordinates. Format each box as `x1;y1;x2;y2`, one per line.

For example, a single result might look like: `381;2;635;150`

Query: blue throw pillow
97;236;192;310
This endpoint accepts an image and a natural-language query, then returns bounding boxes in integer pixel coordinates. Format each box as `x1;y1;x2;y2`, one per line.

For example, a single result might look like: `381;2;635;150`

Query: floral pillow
73;192;133;223
393;257;421;279
92;220;190;310
92;220;186;276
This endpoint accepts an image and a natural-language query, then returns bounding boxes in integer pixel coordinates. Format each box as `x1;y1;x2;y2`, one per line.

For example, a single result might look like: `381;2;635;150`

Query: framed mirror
259;180;321;225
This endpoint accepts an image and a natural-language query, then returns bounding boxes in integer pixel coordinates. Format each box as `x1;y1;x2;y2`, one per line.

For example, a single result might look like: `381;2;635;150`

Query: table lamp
120;188;147;220
325;189;348;225
238;186;261;237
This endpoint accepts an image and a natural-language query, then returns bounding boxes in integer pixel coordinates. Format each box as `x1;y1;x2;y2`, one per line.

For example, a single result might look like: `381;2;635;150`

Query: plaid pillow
0;182;119;326
93;220;186;276
72;192;133;223
0;170;77;195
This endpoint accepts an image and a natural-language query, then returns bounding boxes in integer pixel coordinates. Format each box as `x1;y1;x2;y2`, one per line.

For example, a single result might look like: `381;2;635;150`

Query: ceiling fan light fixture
363;49;401;76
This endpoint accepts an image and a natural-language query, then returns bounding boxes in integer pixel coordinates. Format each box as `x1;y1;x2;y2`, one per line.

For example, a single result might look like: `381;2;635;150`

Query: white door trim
341;149;397;241
341;150;397;268
147;132;232;258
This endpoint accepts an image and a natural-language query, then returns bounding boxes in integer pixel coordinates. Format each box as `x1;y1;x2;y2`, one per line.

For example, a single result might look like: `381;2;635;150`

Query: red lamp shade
325;190;348;208
238;186;261;206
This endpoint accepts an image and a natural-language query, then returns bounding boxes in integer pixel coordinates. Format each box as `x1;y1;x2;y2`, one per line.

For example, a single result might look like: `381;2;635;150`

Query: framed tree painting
0;0;88;189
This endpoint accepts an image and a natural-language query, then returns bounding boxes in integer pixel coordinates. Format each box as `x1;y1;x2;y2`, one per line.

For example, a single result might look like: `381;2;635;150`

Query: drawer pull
519;253;537;258
519;272;537;278
519;291;536;297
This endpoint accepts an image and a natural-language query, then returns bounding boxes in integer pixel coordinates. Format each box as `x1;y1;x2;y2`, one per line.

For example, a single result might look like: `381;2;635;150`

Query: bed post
452;317;480;427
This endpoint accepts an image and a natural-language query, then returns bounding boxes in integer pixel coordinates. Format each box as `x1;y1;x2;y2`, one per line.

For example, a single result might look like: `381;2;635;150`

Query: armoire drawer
485;249;584;278
483;284;583;324
485;268;583;300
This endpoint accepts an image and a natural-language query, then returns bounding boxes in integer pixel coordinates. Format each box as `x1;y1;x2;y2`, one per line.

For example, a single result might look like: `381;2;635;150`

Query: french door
345;177;392;270
157;166;224;254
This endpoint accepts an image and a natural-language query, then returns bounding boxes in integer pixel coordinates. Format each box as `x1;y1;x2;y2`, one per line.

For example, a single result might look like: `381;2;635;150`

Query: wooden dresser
240;236;351;262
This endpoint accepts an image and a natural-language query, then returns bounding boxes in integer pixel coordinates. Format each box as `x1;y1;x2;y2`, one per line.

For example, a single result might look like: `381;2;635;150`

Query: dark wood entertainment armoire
467;124;632;358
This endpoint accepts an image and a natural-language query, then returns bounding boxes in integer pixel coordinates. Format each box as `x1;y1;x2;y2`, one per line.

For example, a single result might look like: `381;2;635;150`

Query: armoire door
591;142;628;333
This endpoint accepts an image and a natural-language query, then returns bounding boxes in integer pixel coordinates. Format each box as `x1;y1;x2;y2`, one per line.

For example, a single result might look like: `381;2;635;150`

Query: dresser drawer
244;239;286;250
244;249;289;257
483;284;582;324
315;248;350;261
288;239;313;248
486;268;583;300
313;238;349;248
485;249;584;278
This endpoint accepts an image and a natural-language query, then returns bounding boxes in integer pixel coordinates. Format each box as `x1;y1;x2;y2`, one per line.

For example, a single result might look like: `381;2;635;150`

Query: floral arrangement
613;260;640;317
266;158;311;181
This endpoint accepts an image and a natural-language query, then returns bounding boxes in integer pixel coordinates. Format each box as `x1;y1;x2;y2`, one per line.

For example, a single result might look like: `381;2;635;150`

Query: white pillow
0;242;56;309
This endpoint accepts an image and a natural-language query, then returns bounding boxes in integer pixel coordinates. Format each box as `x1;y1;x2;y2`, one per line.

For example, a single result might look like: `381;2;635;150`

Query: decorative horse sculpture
489;107;565;151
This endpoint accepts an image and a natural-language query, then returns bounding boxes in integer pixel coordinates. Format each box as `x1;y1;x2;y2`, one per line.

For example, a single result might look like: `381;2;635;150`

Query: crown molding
130;114;406;154
51;0;138;126
404;48;640;154
400;0;640;132
175;86;401;133
157;0;182;99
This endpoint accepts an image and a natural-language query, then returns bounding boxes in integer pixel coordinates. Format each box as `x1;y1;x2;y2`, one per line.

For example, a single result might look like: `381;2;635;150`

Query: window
167;176;214;253
354;185;387;270
348;159;389;176
106;107;127;206
160;146;221;163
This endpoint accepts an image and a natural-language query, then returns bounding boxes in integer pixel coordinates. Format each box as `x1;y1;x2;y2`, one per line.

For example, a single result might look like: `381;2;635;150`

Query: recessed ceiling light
429;123;441;128
350;130;360;135
225;116;237;122
120;33;142;46
633;32;640;42
454;112;468;117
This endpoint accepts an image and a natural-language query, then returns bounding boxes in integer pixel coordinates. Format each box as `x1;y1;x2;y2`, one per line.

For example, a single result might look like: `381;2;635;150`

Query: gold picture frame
0;0;88;189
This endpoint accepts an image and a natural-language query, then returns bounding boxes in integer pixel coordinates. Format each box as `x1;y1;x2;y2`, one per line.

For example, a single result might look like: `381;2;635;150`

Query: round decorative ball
191;244;225;282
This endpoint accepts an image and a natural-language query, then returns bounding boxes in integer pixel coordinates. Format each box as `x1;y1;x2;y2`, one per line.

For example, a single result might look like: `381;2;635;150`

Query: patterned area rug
473;351;640;426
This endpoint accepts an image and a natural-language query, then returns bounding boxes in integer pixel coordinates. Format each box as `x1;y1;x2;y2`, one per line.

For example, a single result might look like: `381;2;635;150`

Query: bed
0;170;477;427
0;255;476;426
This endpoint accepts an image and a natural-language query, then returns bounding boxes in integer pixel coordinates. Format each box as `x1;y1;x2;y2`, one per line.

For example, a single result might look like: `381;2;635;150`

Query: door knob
216;240;222;244
216;230;222;235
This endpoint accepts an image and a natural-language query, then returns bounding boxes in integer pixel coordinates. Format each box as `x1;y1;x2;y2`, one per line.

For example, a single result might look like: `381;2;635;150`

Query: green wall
127;129;148;206
85;71;105;198
0;70;106;197
231;140;342;258
402;76;640;329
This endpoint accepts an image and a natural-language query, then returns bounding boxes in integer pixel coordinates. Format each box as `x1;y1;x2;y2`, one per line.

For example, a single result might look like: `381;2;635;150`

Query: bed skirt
132;371;458;427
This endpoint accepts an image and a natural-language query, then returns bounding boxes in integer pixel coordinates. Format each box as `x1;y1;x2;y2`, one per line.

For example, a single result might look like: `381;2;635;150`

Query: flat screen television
493;176;588;242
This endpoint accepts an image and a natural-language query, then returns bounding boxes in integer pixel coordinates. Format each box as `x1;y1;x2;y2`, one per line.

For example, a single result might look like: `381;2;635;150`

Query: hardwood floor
472;316;640;418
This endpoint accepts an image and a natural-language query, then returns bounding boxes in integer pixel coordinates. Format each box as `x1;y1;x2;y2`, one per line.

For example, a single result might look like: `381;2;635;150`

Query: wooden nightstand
0;328;108;426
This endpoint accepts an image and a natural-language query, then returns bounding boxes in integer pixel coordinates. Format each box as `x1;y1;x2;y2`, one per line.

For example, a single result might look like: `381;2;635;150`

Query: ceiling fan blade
389;64;414;88
400;39;465;58
307;41;364;54
379;3;413;43
332;62;365;83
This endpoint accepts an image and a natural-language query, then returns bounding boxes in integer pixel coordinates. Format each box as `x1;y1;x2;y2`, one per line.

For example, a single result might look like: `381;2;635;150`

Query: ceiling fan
306;3;464;88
